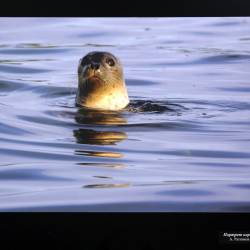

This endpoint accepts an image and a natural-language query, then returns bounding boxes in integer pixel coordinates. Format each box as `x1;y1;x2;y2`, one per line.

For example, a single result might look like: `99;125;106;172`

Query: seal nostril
91;63;100;70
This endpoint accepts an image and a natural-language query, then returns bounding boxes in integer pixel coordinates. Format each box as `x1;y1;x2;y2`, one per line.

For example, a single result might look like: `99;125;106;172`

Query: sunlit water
0;17;250;211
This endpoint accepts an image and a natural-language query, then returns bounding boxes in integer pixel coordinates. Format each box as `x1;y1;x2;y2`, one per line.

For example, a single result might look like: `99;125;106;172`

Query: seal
76;51;129;111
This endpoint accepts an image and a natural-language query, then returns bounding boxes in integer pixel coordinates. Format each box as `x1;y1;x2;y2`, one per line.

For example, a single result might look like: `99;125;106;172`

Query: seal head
76;51;129;111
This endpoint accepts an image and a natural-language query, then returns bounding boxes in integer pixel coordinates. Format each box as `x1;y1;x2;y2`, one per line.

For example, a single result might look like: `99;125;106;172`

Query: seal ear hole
106;58;115;67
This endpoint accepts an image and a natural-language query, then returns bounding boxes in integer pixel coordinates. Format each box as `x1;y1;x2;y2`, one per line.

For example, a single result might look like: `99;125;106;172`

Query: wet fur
76;52;129;111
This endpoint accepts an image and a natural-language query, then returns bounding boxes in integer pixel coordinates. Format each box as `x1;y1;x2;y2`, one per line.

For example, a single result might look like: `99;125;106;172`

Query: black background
0;213;250;248
1;0;250;247
1;0;250;16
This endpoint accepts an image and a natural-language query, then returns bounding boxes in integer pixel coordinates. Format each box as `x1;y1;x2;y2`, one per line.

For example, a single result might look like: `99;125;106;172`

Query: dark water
0;18;250;211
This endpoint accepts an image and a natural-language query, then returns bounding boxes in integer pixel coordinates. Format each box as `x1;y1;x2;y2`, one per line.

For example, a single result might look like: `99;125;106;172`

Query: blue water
0;17;250;211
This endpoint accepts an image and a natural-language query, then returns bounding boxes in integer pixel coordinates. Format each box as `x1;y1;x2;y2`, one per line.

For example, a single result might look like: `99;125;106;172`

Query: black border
1;0;250;247
0;213;249;247
1;0;250;17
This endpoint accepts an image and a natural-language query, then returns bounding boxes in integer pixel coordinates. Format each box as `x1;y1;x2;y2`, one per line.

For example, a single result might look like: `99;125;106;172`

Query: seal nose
90;62;100;70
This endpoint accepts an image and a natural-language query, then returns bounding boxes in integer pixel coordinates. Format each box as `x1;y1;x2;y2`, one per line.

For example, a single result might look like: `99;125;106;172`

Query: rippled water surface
0;17;250;211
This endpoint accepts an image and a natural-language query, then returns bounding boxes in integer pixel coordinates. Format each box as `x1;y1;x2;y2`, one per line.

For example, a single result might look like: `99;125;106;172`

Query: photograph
0;17;250;214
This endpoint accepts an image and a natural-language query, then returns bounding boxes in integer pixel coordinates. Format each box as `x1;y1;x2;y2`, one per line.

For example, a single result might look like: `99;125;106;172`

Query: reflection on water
73;108;127;159
74;129;127;145
75;150;123;159
0;17;250;211
74;111;127;146
74;108;128;125
83;183;130;188
77;163;125;169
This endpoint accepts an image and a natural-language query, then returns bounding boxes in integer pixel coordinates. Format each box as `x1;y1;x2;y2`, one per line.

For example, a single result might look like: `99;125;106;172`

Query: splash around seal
76;51;129;111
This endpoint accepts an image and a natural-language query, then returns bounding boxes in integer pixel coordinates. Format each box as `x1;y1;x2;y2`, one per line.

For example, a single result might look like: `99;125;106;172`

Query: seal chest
76;51;129;111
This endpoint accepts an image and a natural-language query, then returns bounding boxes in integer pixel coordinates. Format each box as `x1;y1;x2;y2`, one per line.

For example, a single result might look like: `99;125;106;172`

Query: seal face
76;51;129;111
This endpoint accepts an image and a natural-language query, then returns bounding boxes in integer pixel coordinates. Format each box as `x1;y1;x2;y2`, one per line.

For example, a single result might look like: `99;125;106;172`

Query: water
0;17;250;211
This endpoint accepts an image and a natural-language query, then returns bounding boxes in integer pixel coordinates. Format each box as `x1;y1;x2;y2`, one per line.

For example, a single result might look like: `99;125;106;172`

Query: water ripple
0;64;52;74
0;47;70;55
0;168;72;181
0;17;249;212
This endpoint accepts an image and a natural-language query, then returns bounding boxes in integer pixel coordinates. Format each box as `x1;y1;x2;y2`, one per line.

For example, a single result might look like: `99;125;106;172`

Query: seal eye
106;58;115;67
